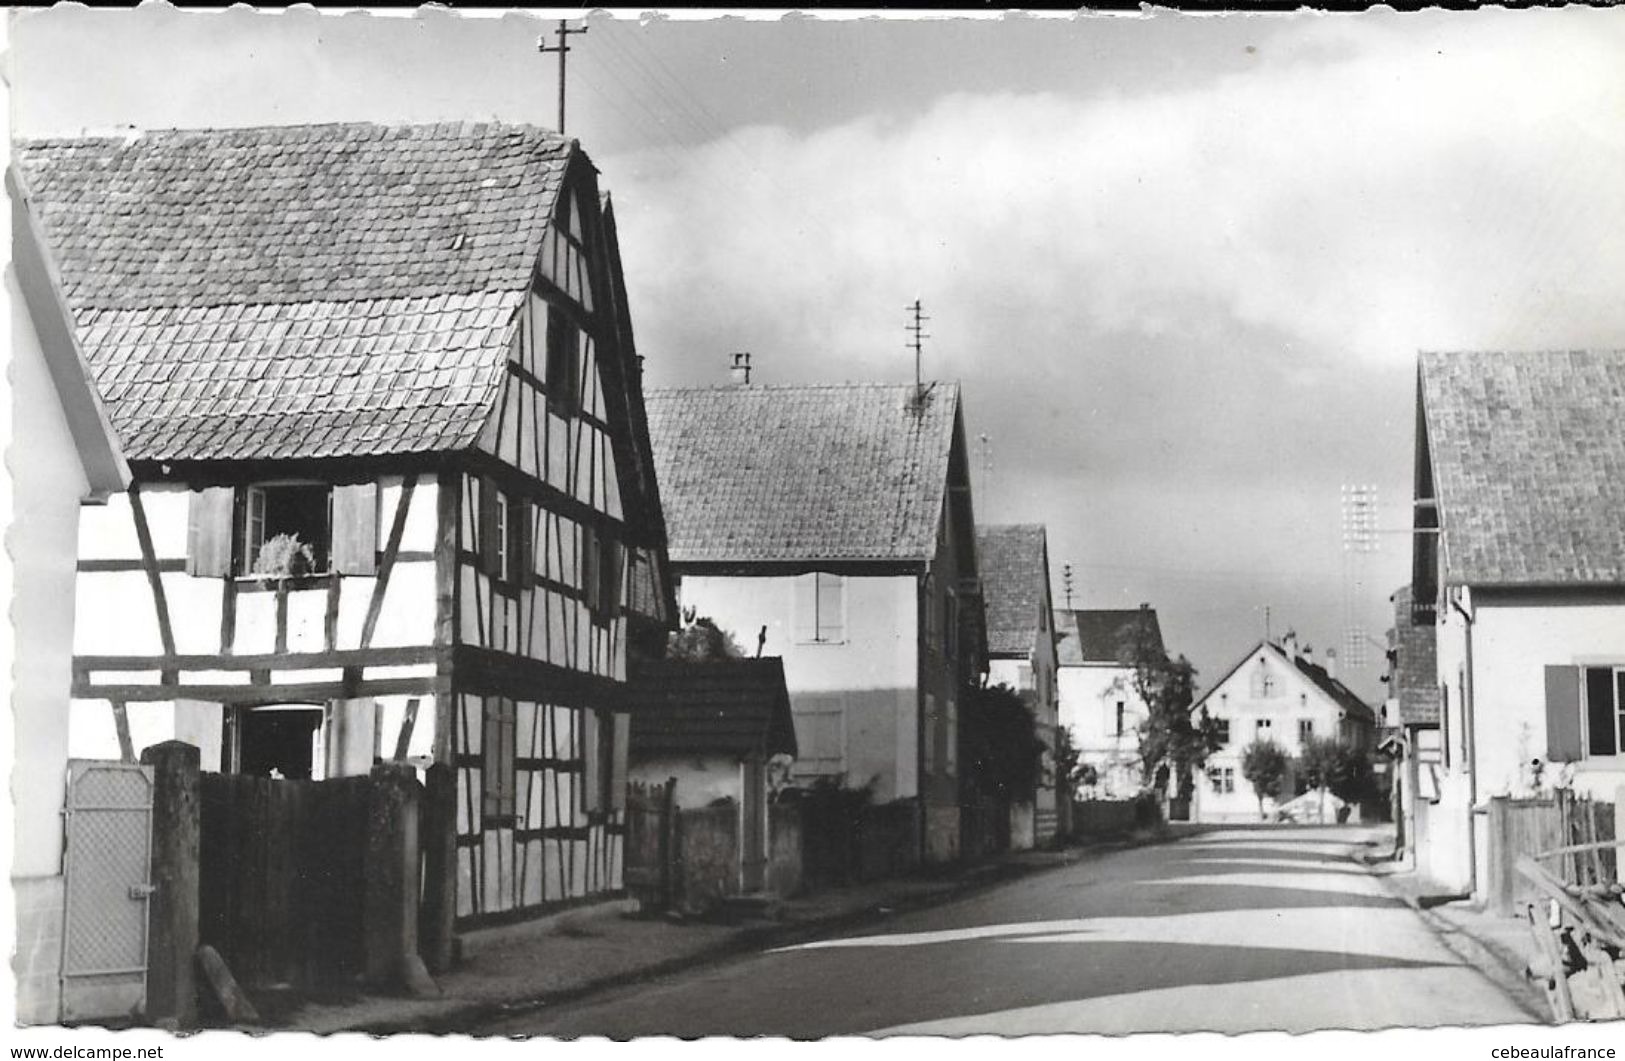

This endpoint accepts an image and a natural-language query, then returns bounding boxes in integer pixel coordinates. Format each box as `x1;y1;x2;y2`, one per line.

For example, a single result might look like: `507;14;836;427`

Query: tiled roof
1286;647;1377;725
1055;607;1163;666
15;122;575;462
977;524;1051;656
625;658;797;759
1391;587;1439;726
645;383;960;564
1419;350;1625;585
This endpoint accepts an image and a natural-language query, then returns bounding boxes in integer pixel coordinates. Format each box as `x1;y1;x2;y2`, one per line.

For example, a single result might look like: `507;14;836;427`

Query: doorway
229;704;324;779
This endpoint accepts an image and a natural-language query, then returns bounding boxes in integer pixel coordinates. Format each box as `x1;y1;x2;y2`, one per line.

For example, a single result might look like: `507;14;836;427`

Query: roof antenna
1063;563;1075;610
906;298;930;406
538;19;589;134
1264;604;1272;643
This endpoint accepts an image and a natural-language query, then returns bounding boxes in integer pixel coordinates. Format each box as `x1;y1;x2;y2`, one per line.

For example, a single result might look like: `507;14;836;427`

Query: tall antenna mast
1264;604;1272;643
1063;563;1075;610
538;19;589;134
905;299;930;402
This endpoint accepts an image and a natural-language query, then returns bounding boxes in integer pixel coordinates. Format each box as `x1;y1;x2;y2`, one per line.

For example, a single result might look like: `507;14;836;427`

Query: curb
1365;866;1550;1024
336;834;1158;1035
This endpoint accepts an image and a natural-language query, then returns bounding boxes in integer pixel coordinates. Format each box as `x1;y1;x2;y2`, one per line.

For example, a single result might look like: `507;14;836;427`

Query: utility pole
538;20;589;134
905;299;930;403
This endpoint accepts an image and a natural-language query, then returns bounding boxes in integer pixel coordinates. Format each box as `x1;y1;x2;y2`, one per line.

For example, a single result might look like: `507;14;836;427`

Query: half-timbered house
19;122;676;928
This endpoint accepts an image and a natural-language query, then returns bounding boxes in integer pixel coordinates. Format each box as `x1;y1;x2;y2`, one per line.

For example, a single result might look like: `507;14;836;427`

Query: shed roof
625;658;797;759
977;524;1051;656
644;383;960;565
1054;607;1163;666
15;122;577;463
1419;350;1625;585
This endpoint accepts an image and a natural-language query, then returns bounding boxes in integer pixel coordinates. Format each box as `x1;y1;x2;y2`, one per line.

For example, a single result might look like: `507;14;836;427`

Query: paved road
485;826;1543;1038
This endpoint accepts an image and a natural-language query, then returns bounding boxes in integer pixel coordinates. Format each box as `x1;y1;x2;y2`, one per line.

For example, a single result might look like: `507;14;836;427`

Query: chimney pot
729;352;752;386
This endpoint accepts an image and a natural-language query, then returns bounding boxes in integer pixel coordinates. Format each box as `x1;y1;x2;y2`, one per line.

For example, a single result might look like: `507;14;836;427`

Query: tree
1297;736;1343;821
1241;740;1289;821
1297;737;1376;822
1117;618;1220;807
962;683;1047;801
666;614;746;662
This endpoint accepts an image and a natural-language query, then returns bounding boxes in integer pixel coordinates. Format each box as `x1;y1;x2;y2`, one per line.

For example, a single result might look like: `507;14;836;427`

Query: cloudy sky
12;6;1625;700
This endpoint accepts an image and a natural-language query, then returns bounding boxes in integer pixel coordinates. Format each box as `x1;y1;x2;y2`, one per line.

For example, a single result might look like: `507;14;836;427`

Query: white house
1191;633;1377;823
1411;349;1625;898
976;524;1060;847
645;375;986;865
7;167;133;1024
1055;606;1162;798
19;122;677;932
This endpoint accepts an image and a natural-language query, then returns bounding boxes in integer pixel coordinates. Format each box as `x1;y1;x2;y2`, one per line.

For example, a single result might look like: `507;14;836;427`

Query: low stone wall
1072;795;1161;838
12;874;64;1024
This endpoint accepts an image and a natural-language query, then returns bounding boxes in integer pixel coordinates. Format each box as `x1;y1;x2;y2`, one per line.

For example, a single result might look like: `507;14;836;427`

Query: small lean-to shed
625;658;796;893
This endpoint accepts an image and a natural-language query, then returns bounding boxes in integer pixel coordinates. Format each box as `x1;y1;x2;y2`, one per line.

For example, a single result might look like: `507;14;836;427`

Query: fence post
661;778;678;910
363;763;422;989
1485;796;1511;918
141;741;200;1028
418;763;456;975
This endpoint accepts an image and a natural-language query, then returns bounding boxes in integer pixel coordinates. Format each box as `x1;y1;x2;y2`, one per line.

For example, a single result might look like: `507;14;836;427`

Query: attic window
546;310;581;416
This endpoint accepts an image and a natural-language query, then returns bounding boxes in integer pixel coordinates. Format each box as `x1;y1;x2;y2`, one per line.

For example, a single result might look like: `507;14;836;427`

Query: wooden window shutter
793;574;818;642
186;486;236;577
331;483;378;576
610;712;630;812
509;498;535;589
582;709;602;813
1544;665;1583;762
478;477;500;576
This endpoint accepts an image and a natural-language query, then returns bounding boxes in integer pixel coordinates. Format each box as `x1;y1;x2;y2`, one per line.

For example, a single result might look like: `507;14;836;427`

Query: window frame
545;305;582;418
236;481;334;578
1582;664;1625;760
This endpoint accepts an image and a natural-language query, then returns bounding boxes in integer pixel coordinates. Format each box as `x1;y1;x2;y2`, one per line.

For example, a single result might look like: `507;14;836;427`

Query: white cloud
607;11;1625;382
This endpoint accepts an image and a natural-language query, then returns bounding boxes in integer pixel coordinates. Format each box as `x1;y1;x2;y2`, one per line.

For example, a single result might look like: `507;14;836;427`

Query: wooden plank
359;476;417;649
393;698;422;762
220;579;238;655
110;700;135;763
76;645;438;672
128;486;178;655
324;575;341;652
78;676;438;704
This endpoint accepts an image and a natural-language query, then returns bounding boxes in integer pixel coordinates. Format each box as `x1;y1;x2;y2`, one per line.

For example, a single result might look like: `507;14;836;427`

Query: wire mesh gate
60;760;155;1022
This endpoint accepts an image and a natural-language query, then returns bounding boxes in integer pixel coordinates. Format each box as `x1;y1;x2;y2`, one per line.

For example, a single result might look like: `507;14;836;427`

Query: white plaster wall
1469;598;1625;800
7;268;91;878
629;755;743;808
677;574;920;799
1058;663;1144;794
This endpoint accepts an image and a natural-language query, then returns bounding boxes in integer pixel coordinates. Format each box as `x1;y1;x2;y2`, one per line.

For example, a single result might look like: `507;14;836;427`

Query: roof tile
977;524;1051;656
646;383;961;564
1420;350;1625;585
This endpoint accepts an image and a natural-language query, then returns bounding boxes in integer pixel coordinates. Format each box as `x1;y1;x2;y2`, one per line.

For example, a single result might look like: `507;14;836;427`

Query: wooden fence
1486;792;1616;918
197;767;423;990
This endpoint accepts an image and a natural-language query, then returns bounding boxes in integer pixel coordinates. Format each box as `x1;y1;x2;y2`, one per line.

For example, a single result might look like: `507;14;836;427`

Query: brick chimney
1281;630;1298;658
1325;648;1338;680
729;352;752;386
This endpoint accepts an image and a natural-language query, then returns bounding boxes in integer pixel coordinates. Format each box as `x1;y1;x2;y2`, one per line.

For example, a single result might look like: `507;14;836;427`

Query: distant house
976;524;1060;846
1411;350;1625;896
1055;605;1162;799
19;122;676;932
646;377;987;865
624;657;797;896
8;168;133;1024
1191;633;1377;823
